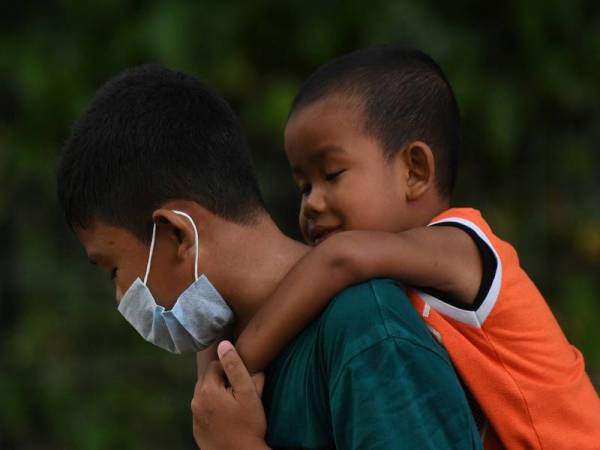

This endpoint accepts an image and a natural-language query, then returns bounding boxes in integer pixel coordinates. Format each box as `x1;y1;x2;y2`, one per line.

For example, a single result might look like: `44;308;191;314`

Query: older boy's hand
191;341;269;450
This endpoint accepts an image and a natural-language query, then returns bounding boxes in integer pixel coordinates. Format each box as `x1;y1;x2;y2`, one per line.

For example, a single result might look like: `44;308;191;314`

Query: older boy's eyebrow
87;251;101;265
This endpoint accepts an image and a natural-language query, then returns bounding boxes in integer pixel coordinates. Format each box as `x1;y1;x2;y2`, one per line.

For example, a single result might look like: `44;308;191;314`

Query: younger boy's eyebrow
290;145;347;174
312;145;346;160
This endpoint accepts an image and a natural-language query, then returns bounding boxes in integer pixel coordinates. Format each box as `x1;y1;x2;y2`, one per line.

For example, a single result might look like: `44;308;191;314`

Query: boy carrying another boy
58;62;483;449
232;45;600;449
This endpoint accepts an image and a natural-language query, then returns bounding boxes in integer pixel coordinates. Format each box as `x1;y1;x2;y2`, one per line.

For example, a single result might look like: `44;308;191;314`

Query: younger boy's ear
401;141;436;201
151;209;196;261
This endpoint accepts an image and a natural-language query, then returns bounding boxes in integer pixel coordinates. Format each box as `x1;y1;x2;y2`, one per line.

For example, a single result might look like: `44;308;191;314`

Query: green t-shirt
263;279;483;450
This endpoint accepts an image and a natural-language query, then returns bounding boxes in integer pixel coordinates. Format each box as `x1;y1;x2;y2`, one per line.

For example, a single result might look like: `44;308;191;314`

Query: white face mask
117;210;234;354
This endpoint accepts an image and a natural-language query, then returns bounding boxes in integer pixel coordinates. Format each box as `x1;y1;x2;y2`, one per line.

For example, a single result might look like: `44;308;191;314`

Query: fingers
191;361;225;432
192;361;220;415
217;341;256;399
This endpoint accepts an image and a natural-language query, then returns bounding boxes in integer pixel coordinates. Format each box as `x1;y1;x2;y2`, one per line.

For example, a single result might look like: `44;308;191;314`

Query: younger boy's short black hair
57;64;265;241
290;45;461;197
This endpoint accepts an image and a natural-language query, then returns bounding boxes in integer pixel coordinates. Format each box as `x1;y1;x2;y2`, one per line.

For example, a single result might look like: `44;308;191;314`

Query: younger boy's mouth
308;224;342;245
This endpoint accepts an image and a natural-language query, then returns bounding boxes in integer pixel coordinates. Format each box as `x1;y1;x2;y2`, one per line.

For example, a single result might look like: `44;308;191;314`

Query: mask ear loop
143;222;157;286
172;210;200;281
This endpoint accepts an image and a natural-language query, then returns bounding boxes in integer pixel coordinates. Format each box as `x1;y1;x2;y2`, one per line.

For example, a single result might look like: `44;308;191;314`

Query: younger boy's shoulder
431;207;490;231
431;207;516;256
431;207;519;264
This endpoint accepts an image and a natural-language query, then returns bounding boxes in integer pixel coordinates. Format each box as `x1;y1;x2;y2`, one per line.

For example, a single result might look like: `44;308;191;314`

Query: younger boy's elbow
322;231;372;282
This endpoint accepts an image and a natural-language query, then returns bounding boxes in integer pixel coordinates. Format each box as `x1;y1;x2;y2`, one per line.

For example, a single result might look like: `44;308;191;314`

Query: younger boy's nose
302;188;327;219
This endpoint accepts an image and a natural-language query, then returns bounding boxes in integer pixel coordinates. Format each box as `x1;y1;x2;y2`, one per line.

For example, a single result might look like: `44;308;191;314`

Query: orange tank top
408;208;600;449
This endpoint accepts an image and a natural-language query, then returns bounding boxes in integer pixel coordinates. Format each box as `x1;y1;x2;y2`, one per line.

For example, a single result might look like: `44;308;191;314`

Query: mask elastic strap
172;210;200;281
143;222;157;285
142;211;200;285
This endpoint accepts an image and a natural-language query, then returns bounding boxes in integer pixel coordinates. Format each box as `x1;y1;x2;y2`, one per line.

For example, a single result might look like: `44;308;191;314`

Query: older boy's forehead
75;220;127;261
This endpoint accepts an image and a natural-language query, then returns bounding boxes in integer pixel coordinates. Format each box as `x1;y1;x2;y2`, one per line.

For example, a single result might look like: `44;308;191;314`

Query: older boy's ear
402;141;436;201
151;209;196;260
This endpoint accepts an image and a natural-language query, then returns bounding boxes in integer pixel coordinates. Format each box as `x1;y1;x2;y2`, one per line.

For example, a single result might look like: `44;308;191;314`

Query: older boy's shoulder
316;279;446;365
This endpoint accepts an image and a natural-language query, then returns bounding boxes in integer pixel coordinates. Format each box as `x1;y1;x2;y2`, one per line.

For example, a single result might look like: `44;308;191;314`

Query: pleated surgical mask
117;210;234;353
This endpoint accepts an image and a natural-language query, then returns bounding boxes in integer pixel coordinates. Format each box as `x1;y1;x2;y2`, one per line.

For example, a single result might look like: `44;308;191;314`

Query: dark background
1;1;598;448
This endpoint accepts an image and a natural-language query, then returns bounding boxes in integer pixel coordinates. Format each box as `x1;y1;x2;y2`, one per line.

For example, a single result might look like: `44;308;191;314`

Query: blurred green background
1;0;598;448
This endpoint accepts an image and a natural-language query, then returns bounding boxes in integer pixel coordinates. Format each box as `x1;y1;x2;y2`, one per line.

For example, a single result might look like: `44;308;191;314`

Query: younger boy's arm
196;342;218;380
197;325;235;380
236;226;482;374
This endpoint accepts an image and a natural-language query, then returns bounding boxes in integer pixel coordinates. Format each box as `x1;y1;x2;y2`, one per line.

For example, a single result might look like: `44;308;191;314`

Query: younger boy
235;45;600;449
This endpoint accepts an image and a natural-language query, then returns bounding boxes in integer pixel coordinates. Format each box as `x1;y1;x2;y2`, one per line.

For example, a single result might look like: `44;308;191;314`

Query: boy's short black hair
57;64;265;241
290;45;461;197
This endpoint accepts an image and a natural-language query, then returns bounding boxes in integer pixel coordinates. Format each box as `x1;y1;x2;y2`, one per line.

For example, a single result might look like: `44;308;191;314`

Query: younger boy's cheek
298;215;309;243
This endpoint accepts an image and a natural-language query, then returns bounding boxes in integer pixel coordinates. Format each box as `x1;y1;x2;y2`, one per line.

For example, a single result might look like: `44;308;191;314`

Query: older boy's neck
206;214;309;333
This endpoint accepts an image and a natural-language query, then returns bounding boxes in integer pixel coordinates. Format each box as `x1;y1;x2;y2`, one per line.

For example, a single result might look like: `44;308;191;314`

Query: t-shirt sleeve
329;337;482;450
415;211;504;326
420;221;498;310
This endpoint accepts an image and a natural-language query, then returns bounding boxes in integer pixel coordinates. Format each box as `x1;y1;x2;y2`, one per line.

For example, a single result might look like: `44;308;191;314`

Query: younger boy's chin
312;228;342;246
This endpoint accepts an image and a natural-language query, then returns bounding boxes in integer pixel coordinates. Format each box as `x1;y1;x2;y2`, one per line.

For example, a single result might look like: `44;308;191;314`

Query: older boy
57;64;482;449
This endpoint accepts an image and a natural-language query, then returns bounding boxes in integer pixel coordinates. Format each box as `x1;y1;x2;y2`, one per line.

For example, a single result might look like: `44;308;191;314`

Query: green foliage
1;1;598;448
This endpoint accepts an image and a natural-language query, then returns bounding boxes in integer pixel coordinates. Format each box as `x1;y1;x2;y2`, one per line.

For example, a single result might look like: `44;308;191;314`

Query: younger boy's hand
191;341;269;450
